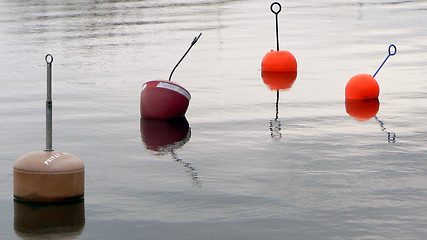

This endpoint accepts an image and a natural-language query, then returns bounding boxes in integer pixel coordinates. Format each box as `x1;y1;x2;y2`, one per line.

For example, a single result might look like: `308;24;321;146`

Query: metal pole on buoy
45;54;53;151
271;2;281;51
168;33;202;81
13;54;84;203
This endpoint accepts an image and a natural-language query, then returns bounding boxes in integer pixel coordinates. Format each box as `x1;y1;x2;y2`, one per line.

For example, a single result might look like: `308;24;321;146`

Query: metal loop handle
270;2;282;15
388;44;397;56
45;54;53;64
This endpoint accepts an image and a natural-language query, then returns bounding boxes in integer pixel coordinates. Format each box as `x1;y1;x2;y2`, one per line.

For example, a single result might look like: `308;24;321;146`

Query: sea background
0;0;426;239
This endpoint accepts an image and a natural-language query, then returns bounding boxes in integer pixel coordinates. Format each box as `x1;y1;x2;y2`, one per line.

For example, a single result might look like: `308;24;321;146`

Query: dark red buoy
140;33;201;119
140;80;190;119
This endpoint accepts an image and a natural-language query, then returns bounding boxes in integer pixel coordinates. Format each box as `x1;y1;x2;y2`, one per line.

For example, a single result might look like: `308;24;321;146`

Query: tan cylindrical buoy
14;150;84;202
13;54;84;202
14;199;85;239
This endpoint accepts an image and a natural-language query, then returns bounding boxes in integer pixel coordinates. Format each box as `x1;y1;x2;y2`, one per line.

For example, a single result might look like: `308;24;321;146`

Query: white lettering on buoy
157;82;191;100
43;153;62;165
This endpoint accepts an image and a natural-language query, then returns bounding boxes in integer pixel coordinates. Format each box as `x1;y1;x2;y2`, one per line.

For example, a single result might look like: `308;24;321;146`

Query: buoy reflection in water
14;200;85;239
140;117;200;186
261;70;297;141
345;99;396;143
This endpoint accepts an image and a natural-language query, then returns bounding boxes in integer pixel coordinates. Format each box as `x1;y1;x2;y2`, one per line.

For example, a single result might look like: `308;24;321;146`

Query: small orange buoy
345;98;380;121
261;70;297;91
261;50;297;72
261;2;297;73
345;73;380;100
345;44;397;100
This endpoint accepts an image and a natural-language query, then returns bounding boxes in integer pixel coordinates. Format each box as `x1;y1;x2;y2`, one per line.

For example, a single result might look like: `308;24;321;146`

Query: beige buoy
14;150;84;202
13;54;84;202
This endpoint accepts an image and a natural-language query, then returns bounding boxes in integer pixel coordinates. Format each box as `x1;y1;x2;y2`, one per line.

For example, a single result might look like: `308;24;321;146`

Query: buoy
14;200;85;238
345;73;379;100
140;116;190;153
13;54;84;202
140;80;191;119
261;2;297;72
345;44;397;100
345;98;380;121
261;50;297;72
140;33;202;119
261;70;297;91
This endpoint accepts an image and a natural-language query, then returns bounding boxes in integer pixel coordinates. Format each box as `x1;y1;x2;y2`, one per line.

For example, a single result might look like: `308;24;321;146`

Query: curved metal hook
45;54;53;64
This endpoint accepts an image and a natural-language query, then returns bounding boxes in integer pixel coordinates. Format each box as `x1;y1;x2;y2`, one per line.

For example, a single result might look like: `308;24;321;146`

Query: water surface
1;0;426;239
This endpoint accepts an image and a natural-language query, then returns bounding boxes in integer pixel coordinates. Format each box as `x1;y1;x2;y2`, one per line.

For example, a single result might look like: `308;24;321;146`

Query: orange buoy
345;98;380;121
261;70;297;91
345;73;379;100
345;44;397;100
261;2;297;73
261;50;297;72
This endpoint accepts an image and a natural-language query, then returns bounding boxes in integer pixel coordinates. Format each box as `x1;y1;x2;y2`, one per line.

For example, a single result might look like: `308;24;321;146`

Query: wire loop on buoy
45;54;53;64
270;2;282;14
270;2;282;51
388;44;397;56
373;44;397;78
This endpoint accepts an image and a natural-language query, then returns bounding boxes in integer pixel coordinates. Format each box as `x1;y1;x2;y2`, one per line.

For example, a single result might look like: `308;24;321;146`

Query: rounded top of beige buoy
14;150;83;172
14;150;84;202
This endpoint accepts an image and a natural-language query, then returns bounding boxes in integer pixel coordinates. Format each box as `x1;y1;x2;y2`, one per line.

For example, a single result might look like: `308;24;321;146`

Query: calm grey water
1;0;427;239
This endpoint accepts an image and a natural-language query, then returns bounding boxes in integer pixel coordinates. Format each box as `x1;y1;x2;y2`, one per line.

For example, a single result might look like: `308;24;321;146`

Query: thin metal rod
275;91;279;120
373;44;397;78
270;2;282;51
45;54;53;151
168;33;202;81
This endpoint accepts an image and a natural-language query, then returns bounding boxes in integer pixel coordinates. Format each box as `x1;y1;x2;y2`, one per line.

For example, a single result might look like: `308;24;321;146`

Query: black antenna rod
169;33;202;81
270;2;282;51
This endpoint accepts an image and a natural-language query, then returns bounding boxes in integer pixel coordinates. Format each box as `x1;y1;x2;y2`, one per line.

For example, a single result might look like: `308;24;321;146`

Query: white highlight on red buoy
157;82;191;100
